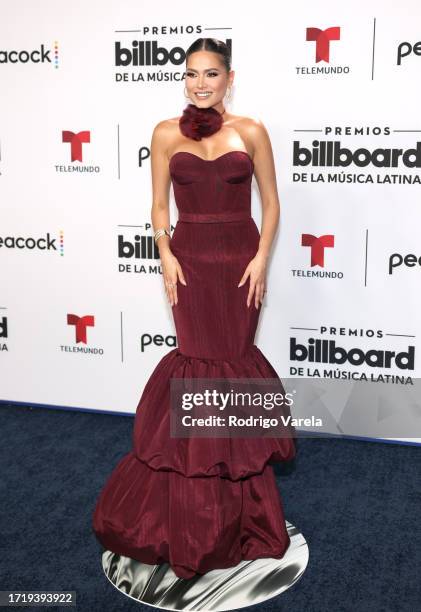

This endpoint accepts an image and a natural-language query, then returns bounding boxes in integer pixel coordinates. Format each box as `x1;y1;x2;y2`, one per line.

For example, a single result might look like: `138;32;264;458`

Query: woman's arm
150;121;186;306
249;119;280;261
150;121;172;256
238;119;280;308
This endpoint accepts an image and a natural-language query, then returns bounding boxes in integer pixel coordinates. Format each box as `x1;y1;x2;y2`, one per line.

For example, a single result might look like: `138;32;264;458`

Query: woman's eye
186;72;219;78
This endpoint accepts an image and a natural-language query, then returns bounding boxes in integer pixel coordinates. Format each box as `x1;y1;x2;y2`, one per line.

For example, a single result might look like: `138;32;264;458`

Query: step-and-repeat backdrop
1;0;420;444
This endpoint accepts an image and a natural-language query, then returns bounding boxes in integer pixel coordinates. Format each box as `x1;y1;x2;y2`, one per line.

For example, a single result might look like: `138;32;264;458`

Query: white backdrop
1;0;420;444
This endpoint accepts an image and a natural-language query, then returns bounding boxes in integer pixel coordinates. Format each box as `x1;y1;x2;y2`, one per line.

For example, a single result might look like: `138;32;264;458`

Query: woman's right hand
160;249;187;306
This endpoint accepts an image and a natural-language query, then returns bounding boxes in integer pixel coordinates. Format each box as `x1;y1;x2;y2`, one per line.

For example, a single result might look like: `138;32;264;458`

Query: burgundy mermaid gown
92;148;296;580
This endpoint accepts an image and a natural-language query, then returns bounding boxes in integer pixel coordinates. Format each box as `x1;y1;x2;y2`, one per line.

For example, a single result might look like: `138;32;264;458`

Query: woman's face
185;51;233;110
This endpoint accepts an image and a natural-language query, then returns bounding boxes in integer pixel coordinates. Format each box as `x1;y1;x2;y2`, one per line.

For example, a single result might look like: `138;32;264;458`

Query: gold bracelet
154;228;171;243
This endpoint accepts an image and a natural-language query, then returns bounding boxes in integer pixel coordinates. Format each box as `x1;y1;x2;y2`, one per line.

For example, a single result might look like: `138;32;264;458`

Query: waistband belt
178;210;252;223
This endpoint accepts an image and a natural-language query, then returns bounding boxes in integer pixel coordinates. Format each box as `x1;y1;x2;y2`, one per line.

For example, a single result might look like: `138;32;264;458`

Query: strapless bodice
169;150;254;223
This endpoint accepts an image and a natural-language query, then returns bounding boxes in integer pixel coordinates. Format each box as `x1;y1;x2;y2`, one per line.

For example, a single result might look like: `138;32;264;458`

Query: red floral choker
179;103;225;141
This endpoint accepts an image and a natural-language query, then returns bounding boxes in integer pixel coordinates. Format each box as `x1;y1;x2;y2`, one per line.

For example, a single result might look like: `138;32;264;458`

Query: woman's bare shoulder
229;114;268;135
227;114;270;155
150;117;181;155
152;117;181;136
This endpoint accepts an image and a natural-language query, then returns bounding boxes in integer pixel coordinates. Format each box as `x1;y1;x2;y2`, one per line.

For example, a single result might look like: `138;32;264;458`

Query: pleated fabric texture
92;151;296;579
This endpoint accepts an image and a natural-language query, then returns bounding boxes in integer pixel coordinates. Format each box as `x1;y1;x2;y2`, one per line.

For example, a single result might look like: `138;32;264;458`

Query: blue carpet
0;403;419;612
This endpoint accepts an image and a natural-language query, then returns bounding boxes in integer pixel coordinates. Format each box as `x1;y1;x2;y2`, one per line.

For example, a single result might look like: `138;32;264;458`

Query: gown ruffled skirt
92;150;296;579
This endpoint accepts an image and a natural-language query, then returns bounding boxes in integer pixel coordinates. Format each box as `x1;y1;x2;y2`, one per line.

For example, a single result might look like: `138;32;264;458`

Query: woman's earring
184;86;190;99
225;85;233;102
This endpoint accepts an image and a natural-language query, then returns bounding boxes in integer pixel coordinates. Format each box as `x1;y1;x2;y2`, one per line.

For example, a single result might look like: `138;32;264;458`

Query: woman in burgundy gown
92;37;296;580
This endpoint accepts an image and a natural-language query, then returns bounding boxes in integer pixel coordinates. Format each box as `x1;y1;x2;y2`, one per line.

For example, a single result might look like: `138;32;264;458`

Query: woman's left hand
238;252;268;309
